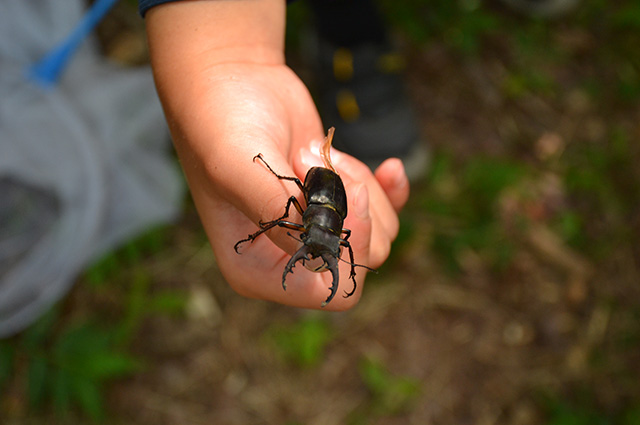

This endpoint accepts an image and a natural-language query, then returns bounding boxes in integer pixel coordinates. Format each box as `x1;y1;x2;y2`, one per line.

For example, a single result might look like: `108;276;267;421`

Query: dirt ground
4;1;640;424
100;2;640;424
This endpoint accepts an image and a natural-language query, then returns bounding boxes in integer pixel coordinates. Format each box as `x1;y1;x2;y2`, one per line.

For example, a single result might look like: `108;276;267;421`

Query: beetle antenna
337;256;378;273
286;231;303;243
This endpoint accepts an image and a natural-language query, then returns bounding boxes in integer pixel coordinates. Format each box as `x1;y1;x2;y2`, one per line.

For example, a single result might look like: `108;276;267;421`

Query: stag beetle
234;127;374;306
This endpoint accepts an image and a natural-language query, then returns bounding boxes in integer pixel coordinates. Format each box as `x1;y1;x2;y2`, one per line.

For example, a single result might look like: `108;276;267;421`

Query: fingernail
353;183;369;220
299;144;324;169
392;159;408;188
301;138;345;170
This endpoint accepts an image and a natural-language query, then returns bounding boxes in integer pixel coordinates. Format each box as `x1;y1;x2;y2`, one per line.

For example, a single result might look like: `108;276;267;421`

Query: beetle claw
321;253;339;307
282;245;312;291
282;248;340;307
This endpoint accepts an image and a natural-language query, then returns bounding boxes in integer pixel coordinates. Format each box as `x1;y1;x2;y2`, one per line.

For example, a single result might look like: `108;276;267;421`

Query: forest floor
2;1;640;424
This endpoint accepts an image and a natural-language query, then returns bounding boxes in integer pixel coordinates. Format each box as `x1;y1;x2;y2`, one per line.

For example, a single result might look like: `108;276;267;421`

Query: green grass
0;226;188;421
4;1;640;423
541;392;640;425
358;355;421;415
421;153;527;273
266;314;334;368
0;309;140;421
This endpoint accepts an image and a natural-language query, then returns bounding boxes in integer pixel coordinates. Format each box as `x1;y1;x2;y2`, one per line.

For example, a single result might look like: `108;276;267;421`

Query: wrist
145;0;287;130
145;0;286;69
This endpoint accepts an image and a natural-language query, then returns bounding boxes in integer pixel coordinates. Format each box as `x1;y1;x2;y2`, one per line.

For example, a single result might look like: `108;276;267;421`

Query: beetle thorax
302;225;341;258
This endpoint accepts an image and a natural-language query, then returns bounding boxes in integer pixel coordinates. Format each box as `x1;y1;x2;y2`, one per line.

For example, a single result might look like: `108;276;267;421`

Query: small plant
611;2;640;30
0;225;188;421
562;127;640;258
541;395;640;425
267;315;333;368
380;0;501;53
423;153;526;273
85;225;170;287
0;308;140;421
358;355;421;416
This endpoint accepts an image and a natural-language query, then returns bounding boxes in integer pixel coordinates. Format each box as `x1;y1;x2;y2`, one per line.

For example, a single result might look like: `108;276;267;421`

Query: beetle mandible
234;127;374;306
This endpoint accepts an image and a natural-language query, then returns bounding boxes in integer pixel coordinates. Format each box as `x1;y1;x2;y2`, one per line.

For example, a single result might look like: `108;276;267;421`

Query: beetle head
302;226;340;258
282;243;340;306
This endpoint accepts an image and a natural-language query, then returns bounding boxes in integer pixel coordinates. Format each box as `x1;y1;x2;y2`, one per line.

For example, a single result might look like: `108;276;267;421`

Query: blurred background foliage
2;0;639;424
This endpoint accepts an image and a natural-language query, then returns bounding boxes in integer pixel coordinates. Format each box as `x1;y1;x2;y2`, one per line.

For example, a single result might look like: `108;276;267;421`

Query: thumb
333;181;373;309
317;181;372;311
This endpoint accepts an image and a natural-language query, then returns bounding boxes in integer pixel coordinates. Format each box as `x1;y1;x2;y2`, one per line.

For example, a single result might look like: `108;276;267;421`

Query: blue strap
28;0;120;87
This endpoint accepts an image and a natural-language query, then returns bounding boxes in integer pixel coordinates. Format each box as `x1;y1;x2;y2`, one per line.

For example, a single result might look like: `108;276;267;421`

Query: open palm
158;62;407;310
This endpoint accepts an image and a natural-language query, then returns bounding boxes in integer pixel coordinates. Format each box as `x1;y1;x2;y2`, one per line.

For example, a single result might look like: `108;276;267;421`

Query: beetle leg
282;245;312;291
234;220;304;253
258;196;305;228
320;252;339;307
339;238;358;298
254;154;305;193
234;196;305;253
